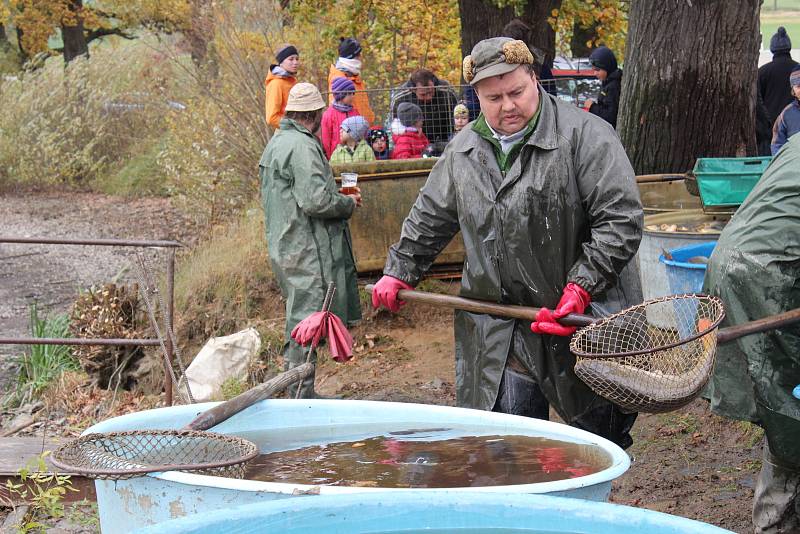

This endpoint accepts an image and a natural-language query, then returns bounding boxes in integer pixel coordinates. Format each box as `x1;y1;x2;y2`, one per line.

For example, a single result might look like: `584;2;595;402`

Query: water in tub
240;424;611;488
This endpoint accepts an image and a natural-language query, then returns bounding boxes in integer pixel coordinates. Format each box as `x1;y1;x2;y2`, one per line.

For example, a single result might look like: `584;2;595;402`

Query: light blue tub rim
134;490;734;533
85;399;630;497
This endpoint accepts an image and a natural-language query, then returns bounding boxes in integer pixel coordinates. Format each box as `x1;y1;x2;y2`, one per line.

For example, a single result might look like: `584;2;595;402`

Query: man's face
413;81;435;102
793;84;800;100
474;66;539;136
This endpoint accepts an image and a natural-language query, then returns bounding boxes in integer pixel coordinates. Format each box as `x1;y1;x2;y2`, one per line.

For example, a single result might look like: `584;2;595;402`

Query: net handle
717;306;800;344
185;362;314;431
365;285;596;327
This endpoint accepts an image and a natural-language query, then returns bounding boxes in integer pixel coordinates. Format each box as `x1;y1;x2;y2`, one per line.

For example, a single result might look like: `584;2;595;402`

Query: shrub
7;304;79;407
0;35;181;190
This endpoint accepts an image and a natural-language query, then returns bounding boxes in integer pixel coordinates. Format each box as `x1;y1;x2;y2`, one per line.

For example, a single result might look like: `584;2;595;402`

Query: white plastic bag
184;327;261;402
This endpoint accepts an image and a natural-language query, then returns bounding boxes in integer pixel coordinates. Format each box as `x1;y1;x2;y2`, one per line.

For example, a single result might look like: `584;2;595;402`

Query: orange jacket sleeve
265;81;285;129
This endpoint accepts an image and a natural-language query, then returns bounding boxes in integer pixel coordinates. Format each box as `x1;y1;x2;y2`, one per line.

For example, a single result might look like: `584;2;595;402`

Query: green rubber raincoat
259;118;362;345
384;91;643;424
704;135;800;467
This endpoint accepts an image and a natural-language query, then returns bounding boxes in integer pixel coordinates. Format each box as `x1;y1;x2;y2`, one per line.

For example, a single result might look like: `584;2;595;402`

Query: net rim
569;293;726;359
50;429;259;478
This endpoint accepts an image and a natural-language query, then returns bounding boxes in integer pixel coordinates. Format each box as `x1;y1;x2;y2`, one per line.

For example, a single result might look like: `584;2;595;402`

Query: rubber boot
283;340;317;399
572;402;637;450
492;367;550;419
753;442;800;533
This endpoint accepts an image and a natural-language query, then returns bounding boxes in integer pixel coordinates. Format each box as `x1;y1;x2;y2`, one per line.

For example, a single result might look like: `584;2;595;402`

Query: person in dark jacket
771;67;800;155
585;46;622;128
391;69;458;143
759;27;799;128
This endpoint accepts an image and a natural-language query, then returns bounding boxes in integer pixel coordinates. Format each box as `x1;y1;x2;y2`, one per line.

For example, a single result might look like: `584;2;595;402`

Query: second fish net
571;294;725;413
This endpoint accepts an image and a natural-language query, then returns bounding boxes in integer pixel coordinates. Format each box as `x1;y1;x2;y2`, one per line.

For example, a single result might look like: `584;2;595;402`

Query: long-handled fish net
571;294;726;413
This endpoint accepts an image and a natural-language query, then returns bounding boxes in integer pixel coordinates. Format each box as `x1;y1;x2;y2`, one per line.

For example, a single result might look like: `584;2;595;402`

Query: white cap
285;82;325;112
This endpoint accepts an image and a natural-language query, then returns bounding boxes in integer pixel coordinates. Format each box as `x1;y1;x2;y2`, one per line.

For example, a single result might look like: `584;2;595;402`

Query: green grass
0;41;22;75
5;304;80;407
762;0;800;11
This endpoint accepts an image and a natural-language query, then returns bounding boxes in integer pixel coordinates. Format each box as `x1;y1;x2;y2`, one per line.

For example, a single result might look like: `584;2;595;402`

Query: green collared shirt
471;106;541;174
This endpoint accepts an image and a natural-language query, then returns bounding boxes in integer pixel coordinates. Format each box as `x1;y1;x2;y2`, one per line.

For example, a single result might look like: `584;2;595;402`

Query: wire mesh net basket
571;294;726;413
50;430;259;480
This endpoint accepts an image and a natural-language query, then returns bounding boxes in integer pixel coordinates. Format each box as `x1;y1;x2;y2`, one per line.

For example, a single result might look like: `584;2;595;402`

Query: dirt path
0;192;197;388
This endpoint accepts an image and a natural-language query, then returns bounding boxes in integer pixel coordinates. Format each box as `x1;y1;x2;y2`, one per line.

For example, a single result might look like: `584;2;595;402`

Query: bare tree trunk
186;0;213;66
458;0;561;69
62;0;89;63
0;25;7;43
16;26;28;60
570;19;598;58
522;0;561;68
618;0;761;174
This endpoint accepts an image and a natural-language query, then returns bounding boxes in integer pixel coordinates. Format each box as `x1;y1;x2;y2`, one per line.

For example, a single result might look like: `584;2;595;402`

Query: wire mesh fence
321;76;601;163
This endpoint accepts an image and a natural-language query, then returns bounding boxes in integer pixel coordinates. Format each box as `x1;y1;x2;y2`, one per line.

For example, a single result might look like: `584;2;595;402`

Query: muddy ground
0;192;760;533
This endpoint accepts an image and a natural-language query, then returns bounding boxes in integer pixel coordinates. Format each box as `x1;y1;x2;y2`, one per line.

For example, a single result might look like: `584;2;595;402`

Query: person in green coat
371;38;643;448
259;83;362;398
704;135;800;533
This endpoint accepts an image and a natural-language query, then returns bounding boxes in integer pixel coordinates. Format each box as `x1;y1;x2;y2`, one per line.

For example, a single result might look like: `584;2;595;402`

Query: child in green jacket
330;115;375;164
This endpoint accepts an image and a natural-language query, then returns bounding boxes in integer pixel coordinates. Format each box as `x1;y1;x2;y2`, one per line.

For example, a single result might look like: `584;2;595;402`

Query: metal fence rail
0;237;182;405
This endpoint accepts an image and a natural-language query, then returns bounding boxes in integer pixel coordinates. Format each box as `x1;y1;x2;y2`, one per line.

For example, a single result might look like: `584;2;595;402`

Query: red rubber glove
530;283;591;337
371;275;413;313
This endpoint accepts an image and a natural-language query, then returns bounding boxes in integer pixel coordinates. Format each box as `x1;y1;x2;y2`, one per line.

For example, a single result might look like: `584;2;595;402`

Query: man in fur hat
372;37;643;448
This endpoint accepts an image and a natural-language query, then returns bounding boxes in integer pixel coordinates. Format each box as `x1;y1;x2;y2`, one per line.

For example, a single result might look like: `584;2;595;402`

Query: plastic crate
692;156;772;208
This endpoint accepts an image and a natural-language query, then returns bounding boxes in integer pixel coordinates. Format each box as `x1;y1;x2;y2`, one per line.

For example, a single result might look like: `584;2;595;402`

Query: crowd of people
263;19;634;164
264;26;800;162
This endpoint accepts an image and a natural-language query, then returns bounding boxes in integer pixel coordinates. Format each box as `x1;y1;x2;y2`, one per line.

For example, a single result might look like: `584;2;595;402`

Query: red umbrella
291;310;354;362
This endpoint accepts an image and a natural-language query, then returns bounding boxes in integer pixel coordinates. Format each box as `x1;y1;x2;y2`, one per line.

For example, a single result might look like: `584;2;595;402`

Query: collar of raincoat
278;117;315;136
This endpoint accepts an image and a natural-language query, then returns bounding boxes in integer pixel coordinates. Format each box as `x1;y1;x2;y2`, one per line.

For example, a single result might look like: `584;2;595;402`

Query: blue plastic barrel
87;399;630;533
134;491;734;534
659;242;716;295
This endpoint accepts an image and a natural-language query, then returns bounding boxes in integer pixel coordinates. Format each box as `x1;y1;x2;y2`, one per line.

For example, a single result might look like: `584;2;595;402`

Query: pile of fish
645;220;726;234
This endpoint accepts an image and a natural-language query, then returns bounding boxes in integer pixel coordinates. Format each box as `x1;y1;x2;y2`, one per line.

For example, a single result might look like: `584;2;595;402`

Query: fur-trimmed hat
462;37;533;86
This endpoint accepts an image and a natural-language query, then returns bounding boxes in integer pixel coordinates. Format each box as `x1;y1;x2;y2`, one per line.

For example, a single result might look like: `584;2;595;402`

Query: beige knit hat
285;82;325;112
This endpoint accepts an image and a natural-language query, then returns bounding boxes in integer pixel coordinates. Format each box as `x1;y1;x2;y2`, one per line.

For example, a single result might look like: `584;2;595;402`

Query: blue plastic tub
134;491;734;534
87;400;630;533
659;241;716;295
